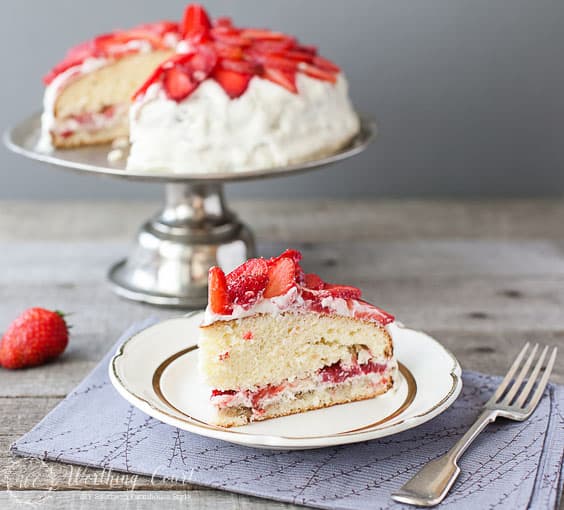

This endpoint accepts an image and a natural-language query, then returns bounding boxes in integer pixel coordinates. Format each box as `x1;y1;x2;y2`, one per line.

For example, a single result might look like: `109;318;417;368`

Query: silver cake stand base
5;113;374;308
108;182;255;307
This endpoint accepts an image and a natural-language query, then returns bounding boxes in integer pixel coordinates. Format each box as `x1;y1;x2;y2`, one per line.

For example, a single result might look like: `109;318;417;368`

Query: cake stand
4;113;375;308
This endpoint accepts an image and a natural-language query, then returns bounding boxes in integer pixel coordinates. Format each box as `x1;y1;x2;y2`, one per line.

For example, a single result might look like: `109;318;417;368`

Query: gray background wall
1;0;563;199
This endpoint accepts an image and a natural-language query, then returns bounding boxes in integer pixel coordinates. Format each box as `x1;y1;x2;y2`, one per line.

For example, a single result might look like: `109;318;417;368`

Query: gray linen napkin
11;319;564;509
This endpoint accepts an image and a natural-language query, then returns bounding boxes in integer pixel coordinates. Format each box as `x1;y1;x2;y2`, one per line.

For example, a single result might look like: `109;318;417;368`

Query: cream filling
211;357;397;411
37;57;108;152
49;104;128;137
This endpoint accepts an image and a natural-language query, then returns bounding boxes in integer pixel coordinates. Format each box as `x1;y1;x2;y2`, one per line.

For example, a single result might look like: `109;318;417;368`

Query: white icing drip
127;73;360;174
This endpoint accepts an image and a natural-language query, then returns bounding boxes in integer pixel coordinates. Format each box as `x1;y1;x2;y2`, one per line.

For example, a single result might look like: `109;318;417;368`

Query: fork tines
488;342;558;413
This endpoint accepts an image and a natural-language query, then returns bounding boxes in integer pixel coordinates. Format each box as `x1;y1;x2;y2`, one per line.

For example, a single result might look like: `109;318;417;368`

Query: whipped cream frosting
127;73;360;173
201;285;391;327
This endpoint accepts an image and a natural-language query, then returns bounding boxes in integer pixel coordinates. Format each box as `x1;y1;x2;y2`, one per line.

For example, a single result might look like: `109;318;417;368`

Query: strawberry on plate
0;308;69;369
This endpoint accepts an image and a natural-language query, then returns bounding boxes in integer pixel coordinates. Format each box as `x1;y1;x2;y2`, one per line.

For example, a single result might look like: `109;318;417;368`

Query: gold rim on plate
110;313;461;443
151;346;417;438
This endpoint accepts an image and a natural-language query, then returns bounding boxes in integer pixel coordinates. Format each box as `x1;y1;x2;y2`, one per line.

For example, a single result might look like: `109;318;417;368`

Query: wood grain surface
1;199;562;508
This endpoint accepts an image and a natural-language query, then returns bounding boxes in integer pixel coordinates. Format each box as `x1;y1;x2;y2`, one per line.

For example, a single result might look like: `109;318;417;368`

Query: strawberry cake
39;4;360;173
199;250;397;427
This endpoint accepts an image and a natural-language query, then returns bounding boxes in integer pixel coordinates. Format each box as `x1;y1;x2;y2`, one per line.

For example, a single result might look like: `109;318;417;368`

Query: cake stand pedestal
5;113;374;308
108;182;254;307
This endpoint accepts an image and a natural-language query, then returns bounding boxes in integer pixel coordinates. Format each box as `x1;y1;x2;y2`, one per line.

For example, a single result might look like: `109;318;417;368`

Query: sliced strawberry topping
212;68;252;98
269;249;303;282
240;29;287;41
214;17;233;28
181;3;212;41
163;66;198;100
304;273;325;290
134;45;217;101
215;44;244;60
264;257;296;298
270;249;302;264
297;44;318;55
354;303;395;325
300;63;338;83
211;30;252;47
218;58;260;75
251;39;296;53
252;53;298;72
208;266;231;314
275;50;315;63
45;4;342;99
324;284;362;300
313;55;340;73
262;68;297;94
226;258;269;308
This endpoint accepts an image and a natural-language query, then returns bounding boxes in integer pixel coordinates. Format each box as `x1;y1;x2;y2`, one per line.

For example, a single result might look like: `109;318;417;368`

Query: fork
392;342;558;507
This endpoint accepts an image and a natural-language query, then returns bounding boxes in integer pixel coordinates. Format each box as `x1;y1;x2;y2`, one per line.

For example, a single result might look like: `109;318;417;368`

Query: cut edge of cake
198;249;397;427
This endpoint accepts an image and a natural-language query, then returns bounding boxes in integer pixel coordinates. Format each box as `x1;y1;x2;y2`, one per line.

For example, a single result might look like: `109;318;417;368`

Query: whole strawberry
0;308;69;369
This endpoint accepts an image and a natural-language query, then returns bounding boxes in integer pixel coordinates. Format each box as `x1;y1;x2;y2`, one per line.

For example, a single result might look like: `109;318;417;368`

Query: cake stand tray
4;112;375;308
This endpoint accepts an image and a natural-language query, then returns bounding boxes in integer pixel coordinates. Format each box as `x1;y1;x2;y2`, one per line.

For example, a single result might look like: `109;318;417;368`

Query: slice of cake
39;4;360;173
199;250;396;427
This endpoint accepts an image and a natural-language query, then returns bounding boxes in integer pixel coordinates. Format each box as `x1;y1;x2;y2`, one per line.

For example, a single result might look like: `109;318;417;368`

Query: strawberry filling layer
52;104;127;138
210;358;395;413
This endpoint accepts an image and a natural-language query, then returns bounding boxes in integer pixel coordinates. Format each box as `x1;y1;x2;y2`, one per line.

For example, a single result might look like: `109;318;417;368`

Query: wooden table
1;198;563;509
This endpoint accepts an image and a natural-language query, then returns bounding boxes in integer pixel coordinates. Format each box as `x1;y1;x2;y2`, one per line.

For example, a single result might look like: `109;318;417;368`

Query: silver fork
392;342;558;507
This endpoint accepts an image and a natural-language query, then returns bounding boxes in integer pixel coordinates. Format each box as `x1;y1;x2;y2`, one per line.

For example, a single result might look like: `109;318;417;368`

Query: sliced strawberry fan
207;250;394;326
43;2;339;100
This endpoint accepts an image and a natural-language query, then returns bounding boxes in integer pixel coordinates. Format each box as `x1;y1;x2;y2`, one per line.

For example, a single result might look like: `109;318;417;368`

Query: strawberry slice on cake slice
199;249;397;427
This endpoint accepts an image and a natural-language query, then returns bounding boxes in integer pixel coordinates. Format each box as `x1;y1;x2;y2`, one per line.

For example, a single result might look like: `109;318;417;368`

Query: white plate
109;312;462;450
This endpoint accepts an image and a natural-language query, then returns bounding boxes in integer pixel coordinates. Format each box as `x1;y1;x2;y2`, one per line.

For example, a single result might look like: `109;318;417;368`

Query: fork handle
392;410;497;507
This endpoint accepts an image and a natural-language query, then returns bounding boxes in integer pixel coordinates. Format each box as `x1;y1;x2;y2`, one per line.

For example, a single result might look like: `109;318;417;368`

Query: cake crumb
107;149;124;163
